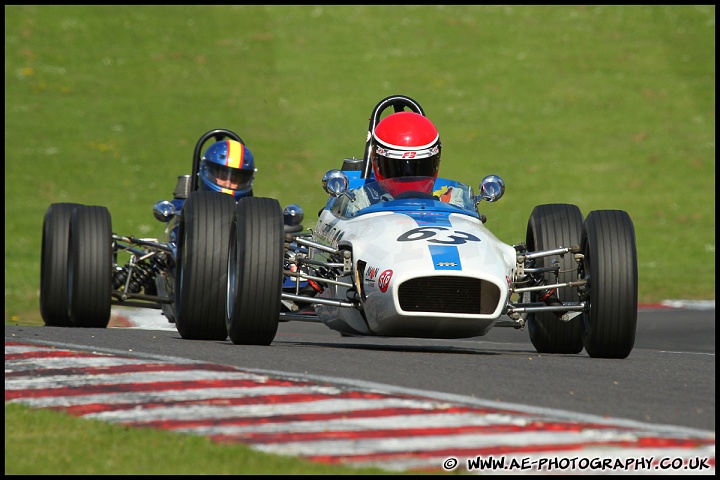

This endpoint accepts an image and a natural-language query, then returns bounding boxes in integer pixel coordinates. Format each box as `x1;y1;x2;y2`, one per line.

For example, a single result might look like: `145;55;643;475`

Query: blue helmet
199;139;256;200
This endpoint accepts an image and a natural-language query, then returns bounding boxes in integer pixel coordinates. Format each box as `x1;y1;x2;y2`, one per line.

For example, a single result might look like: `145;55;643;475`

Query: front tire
581;210;638;359
68;205;113;328
525;204;584;354
174;191;236;340
227;197;284;345
40;203;82;326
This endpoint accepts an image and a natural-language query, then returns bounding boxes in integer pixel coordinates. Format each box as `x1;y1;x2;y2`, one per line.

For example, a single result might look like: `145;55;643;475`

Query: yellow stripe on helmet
226;140;244;168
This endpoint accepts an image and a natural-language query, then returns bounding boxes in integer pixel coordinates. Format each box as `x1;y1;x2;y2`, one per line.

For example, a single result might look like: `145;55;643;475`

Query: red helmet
371;112;441;197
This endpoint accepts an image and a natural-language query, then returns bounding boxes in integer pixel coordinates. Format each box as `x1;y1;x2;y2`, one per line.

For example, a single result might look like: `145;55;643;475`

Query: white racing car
226;95;639;359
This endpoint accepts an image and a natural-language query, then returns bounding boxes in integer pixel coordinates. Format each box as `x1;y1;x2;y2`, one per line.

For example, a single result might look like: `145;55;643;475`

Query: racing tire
175;191;236;340
226;197;284;345
68;205;113;328
40;203;83;326
581;210;638;359
525;204;584;354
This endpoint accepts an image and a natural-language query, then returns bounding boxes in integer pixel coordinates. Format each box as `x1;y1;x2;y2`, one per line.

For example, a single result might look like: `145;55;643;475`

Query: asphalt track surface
5;306;715;474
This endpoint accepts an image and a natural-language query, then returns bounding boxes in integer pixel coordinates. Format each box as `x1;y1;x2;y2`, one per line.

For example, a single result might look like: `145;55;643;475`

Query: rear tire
581;210;638;359
175;191;236;340
227;197;284;345
525;204;584;354
40;203;82;326
68;205;113;328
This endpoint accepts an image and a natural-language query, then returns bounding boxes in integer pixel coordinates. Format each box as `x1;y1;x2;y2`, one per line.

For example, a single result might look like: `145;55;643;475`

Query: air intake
398;276;500;315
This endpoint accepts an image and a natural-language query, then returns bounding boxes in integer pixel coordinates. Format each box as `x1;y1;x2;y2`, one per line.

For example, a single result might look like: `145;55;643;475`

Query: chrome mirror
478;175;505;203
322;169;349;197
283;203;304;227
152;200;177;222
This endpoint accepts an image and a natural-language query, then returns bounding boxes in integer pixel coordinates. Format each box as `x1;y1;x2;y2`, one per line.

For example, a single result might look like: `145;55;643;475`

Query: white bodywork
310;201;517;338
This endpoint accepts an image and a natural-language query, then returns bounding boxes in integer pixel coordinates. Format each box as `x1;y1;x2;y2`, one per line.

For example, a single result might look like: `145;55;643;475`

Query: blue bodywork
322;170;480;221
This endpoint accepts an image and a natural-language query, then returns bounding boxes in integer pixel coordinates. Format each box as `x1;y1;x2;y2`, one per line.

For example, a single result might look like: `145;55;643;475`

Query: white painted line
175;412;533;435
7;385;344;408
81;397;443;423
5;369;266;390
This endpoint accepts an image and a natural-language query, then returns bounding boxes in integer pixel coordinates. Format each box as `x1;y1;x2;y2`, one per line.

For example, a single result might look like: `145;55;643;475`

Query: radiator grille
398;276;500;315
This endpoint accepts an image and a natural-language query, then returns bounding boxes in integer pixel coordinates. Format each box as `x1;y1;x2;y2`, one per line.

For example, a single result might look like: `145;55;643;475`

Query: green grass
4;5;716;474
4;403;394;475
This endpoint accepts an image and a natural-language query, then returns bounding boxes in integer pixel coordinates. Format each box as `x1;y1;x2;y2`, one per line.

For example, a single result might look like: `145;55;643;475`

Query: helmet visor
371;146;441;179
202;162;254;191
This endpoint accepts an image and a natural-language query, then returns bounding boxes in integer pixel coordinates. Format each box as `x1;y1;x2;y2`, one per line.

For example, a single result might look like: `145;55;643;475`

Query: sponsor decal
437;262;458;267
378;269;393;293
366;266;379;280
378;145;437;160
316;218;345;246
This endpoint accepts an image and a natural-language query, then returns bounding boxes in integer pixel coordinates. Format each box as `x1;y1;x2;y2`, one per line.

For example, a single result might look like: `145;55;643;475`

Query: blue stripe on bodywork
428;245;462;270
406;211;462;271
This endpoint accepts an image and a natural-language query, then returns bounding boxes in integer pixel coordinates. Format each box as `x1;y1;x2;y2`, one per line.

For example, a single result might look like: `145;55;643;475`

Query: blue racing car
39;128;305;340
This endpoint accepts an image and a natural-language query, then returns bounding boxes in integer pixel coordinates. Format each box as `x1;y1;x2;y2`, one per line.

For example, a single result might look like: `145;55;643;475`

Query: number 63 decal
397;226;481;245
